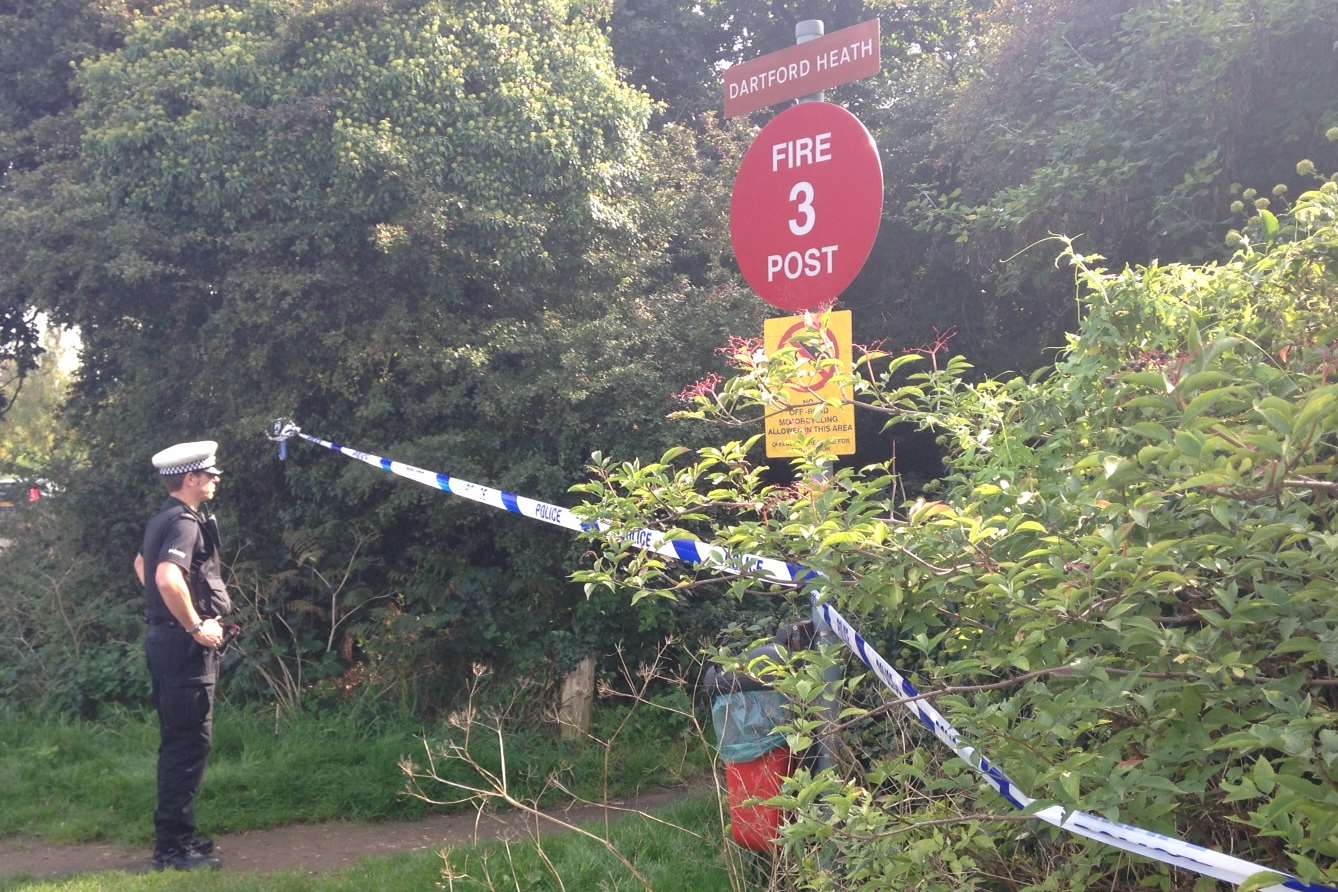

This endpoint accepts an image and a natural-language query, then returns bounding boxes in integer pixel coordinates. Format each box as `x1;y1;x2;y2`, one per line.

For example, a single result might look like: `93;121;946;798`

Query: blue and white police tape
817;602;1335;891
265;419;805;585
266;419;1335;892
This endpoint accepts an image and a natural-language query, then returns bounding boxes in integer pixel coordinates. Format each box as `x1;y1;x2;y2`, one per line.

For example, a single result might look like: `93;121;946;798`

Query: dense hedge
576;175;1338;888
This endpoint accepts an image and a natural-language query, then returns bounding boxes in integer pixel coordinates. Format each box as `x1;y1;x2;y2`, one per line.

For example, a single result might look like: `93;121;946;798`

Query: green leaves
1258;209;1280;241
1252;756;1277;795
1182;385;1247;424
12;0;783;722
1294;385;1338;433
575;182;1338;890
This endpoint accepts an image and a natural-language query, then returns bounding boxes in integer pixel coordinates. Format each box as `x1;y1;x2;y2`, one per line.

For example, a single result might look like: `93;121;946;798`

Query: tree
0;0;140;414
612;0;1338;380
4;0;767;709
907;0;1338;371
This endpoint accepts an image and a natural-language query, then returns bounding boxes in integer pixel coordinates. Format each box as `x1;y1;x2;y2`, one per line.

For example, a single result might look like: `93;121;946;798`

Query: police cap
152;441;223;476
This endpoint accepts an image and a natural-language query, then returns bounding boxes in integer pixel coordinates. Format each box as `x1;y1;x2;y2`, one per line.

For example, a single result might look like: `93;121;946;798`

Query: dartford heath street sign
730;102;883;312
723;19;880;119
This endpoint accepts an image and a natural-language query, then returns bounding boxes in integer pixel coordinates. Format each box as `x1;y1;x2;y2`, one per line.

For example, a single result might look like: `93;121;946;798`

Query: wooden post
558;656;595;740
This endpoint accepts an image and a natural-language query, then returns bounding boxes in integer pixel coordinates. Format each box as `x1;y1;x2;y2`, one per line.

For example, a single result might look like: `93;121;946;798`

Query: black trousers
146;625;217;852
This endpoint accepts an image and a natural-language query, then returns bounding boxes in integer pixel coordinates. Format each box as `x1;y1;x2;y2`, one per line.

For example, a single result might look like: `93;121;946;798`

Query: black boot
153;846;222;871
184;833;216;856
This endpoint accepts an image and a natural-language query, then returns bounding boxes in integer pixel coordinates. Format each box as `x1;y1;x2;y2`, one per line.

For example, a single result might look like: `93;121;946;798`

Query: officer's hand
193;617;224;649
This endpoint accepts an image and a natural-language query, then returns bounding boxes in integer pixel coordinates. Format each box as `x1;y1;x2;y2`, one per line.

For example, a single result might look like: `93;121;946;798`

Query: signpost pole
794;20;825;103
725;15;884;785
790;19;844;780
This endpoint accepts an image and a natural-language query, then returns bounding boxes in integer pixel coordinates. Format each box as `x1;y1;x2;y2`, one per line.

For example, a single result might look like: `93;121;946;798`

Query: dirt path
0;783;715;881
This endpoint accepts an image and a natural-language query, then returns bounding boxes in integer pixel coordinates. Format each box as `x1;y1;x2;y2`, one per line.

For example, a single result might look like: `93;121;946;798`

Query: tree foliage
0;0;764;711
0;0;138;413
611;0;1338;376
3;0;1337;763
904;0;1338;370
574;178;1338;886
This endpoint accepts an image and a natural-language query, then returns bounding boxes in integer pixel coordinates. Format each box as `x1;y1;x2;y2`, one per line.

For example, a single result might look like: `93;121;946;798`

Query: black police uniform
141;496;231;856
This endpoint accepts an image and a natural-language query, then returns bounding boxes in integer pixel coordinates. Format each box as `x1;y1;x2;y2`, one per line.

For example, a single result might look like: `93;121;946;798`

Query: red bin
725;746;792;851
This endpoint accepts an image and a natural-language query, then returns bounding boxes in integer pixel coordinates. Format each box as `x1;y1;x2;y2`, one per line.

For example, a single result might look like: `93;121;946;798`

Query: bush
575;183;1338;888
0;503;148;716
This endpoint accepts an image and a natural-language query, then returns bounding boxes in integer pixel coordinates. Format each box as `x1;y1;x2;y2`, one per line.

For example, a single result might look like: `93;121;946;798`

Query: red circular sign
730;102;883;312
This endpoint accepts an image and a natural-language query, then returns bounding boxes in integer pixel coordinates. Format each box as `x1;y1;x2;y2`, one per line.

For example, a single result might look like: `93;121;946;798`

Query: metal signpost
726;21;882;456
725;17;886;795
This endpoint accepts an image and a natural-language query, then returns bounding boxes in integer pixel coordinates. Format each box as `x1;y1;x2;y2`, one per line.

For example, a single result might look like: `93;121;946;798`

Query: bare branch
1284;476;1338;493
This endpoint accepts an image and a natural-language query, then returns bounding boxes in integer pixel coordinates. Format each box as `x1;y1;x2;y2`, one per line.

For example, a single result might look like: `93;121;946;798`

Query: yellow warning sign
764;310;856;458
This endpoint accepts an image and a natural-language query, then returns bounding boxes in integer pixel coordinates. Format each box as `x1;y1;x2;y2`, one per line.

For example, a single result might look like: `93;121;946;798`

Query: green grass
0;700;712;846
433;794;735;892
0;795;736;892
0;706;430;844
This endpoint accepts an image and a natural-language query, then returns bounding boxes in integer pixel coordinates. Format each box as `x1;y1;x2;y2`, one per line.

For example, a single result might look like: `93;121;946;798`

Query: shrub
575;183;1338;888
0;503;148;716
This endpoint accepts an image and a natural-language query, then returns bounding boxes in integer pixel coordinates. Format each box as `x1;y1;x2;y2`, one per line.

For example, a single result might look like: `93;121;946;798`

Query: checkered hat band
158;459;212;475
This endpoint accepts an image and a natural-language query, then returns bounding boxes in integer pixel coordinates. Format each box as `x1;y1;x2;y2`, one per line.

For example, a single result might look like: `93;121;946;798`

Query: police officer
132;441;232;871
